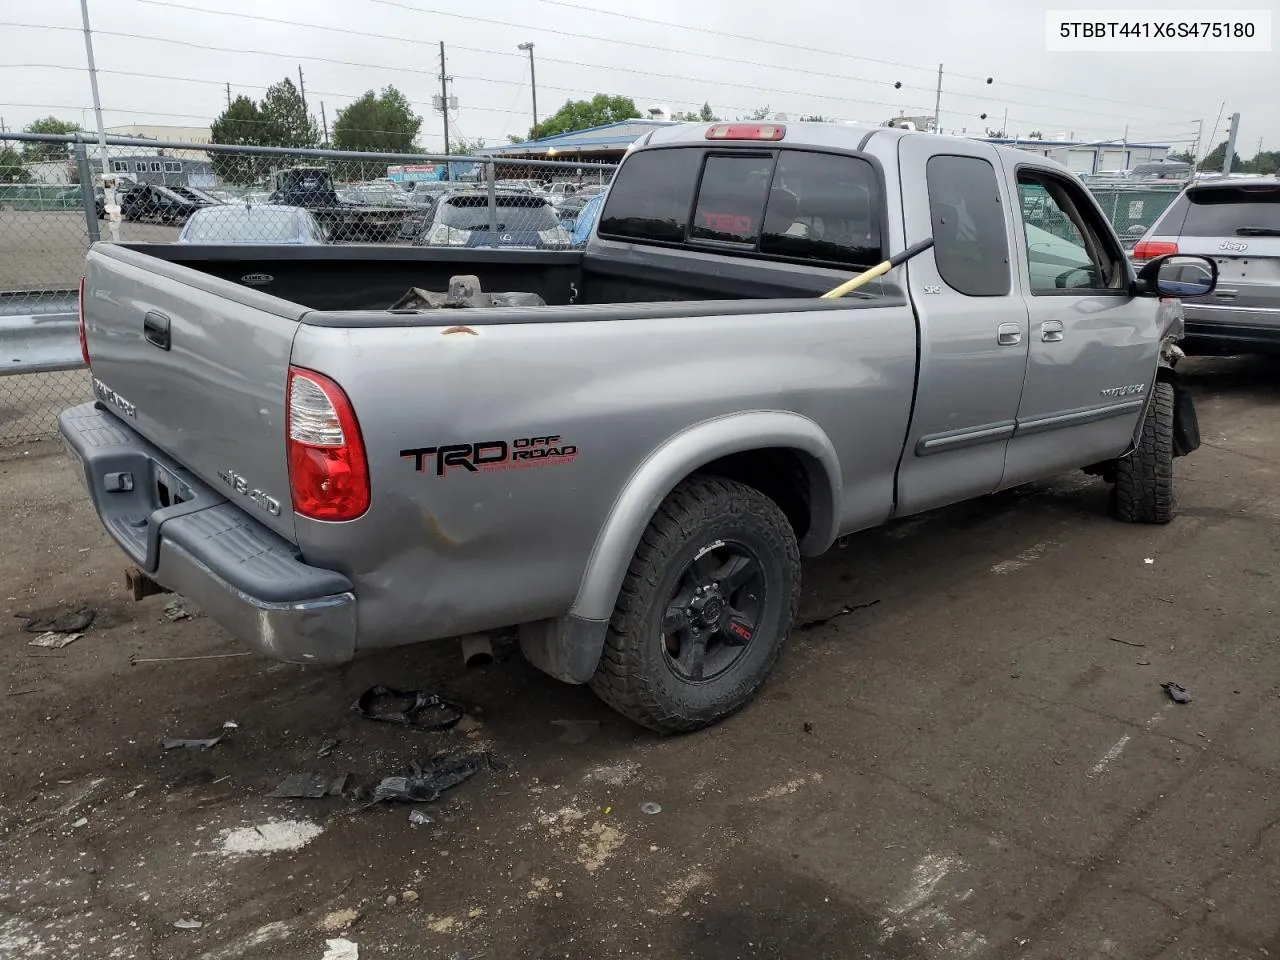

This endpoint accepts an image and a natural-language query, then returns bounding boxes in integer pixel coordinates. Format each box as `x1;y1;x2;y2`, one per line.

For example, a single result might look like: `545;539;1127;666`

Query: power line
4;15;1197;135
536;0;1204;117
359;0;1196;126
111;1;1170;127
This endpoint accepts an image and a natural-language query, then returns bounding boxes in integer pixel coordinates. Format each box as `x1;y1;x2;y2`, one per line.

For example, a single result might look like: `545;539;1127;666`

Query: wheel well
695;448;815;540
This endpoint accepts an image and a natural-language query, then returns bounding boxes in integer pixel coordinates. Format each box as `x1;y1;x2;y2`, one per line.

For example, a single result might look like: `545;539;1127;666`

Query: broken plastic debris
316;739;339;758
173;919;203;930
16;605;95;633
223;721;239;730
162;736;223;750
163;599;194;621
1144;558;1155;565
72;817;89;828
372;754;485;804
1161;682;1192;704
640;802;662;815
322;938;359;960
28;631;83;649
551;719;601;745
353;686;464;731
408;809;434;826
269;773;349;799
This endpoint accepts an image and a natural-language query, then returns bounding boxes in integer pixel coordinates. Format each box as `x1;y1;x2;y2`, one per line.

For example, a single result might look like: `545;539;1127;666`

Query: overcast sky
1;0;1276;158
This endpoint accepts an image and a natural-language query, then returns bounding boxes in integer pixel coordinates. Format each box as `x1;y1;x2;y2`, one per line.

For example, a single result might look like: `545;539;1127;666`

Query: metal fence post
73;136;101;244
486;161;498;240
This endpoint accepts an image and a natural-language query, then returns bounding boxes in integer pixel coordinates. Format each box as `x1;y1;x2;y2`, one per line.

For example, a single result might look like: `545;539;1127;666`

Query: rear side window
599;148;701;243
600;146;883;267
1178;184;1280;236
926;155;1011;297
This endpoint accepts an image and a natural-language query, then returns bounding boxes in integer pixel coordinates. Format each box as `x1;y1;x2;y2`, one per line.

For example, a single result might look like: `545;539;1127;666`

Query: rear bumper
1182;305;1280;355
58;402;357;664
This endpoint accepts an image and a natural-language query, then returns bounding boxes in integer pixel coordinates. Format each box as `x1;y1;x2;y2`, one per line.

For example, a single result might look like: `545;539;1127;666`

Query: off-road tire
589;476;801;734
1112;380;1175;524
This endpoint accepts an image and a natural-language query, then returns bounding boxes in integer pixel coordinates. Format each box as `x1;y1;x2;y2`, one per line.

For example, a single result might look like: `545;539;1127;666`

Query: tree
672;102;721;123
1028;130;1044;140
449;136;486;156
799;115;829;122
738;106;771;121
22;116;80;162
1198;139;1244;172
1167;149;1195;164
519;94;640;141
985;128;1007;139
259;78;320;149
1250;150;1279;175
332;86;422;153
0;146;31;183
210;95;267;185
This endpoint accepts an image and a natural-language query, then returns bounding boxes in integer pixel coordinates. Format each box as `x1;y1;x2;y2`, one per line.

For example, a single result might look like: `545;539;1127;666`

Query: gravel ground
1;355;1279;960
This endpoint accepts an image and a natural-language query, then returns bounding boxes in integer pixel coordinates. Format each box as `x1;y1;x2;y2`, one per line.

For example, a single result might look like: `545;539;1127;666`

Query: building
981;137;1170;175
100;153;216;188
104;124;212;144
477;120;682;165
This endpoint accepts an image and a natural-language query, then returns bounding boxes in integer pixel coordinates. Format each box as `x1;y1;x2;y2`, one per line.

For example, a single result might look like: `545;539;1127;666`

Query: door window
1017;171;1125;294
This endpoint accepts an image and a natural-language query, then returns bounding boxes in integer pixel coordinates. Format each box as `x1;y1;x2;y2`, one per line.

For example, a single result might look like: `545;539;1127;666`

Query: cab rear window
600;146;883;267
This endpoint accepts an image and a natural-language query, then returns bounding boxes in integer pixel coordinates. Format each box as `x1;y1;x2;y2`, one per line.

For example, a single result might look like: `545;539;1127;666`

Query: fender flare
571;410;843;624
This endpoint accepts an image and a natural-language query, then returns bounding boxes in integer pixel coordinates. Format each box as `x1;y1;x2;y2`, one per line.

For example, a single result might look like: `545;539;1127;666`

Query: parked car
571;188;607;246
64;122;1217;733
415;189;573;249
176;204;328;245
268;166;415;243
1133;176;1279;354
554;194;591;231
119;184;201;224
397;182;452;239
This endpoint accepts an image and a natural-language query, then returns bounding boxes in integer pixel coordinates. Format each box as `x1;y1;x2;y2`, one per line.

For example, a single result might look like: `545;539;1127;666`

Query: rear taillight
1133;240;1179;261
286;366;370;521
78;276;89;366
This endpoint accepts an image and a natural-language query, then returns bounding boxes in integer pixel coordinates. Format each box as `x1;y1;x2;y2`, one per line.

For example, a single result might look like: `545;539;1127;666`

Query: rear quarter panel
289;304;918;649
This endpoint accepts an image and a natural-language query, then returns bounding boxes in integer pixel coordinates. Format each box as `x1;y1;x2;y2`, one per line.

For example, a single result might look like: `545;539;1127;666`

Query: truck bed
123;240;890;313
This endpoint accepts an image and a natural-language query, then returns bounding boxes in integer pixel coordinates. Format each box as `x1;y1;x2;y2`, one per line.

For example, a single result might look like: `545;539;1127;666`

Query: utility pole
78;0;110;182
518;42;538;140
1192;118;1203;161
297;66;308;115
225;82;231;109
1222;111;1241;175
1002;107;1008;137
320;102;329;147
439;41;451;157
933;63;942;134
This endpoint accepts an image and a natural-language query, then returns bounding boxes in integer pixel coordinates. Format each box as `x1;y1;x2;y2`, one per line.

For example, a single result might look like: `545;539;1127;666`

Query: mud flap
1169;375;1200;457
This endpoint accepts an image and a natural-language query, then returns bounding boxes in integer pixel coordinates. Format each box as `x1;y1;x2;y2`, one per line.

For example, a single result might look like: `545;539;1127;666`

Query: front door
893;135;1033;517
999;163;1157;488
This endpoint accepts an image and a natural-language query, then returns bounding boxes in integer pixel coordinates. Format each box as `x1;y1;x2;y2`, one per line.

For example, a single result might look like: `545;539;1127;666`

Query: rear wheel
1112;380;1175;524
590;476;800;734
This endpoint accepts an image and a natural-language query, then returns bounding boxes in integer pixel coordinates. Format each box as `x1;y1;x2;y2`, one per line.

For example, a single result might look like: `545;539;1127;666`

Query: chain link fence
0;131;616;445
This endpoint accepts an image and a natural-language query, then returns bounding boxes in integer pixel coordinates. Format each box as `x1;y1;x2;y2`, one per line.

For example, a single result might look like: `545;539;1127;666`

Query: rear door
83;245;306;542
893;135;1032;516
1000;162;1155;487
1165;180;1280;330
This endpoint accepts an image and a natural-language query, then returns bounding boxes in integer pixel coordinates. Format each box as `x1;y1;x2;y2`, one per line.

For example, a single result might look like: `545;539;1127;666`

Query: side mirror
1137;253;1218;298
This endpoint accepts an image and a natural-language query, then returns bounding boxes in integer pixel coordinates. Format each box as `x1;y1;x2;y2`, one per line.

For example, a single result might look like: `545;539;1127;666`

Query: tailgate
82;245;306;542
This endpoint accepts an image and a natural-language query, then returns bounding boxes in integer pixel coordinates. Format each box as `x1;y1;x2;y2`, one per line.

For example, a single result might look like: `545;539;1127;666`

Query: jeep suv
1133;177;1280;355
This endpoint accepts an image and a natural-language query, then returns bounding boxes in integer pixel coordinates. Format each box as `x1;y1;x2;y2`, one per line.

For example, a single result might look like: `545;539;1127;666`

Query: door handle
997;322;1022;346
143;311;171;351
1041;320;1064;343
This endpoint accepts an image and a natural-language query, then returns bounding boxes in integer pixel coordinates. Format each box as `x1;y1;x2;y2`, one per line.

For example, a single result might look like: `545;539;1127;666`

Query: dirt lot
2;355;1279;960
0;212;178;292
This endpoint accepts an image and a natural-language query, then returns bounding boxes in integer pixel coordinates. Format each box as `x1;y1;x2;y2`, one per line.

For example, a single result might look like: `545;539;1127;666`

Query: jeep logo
1219;240;1248;253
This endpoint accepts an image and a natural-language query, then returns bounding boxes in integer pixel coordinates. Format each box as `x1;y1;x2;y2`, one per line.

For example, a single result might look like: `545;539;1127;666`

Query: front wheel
590;476;800;734
1111;380;1175;524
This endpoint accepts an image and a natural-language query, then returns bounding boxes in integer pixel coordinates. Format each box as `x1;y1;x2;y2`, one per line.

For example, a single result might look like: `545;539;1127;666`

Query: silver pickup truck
61;122;1218;733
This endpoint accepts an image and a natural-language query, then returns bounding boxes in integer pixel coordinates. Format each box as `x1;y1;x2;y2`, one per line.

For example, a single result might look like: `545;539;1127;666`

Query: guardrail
0;291;82;376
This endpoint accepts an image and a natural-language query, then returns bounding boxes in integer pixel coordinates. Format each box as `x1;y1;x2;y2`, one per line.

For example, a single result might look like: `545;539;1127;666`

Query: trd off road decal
400;435;579;477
